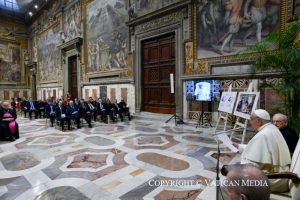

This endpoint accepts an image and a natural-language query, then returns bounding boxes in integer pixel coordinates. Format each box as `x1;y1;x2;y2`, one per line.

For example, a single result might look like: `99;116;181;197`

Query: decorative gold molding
135;8;186;34
184;41;194;74
195;61;208;74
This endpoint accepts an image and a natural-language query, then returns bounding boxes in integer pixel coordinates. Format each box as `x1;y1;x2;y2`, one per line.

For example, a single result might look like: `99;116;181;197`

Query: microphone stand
216;138;221;200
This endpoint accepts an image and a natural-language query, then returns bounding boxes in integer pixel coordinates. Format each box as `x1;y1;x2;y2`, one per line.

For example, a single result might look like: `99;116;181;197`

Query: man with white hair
233;109;291;193
273;113;299;155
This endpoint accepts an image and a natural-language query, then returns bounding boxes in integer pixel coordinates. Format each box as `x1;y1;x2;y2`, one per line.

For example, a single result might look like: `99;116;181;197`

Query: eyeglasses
273;120;283;123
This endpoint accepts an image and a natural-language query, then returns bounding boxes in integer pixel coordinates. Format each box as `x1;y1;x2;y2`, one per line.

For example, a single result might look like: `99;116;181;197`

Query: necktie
50;105;53;113
89;104;94;110
31;102;34;109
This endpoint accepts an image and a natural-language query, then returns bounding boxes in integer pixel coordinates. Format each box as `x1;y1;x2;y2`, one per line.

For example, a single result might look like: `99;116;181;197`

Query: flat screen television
185;80;220;101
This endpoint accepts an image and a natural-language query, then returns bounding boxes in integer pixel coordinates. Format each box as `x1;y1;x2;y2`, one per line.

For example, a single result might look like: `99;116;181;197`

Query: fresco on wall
197;0;281;59
132;0;180;16
63;2;82;42
38;25;61;82
86;0;128;72
0;41;21;82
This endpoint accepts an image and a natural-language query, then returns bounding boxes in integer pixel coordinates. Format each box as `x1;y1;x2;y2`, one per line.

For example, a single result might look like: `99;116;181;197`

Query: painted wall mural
131;0;181;16
86;0;127;73
0;41;21;82
196;0;281;59
63;2;82;42
37;24;61;82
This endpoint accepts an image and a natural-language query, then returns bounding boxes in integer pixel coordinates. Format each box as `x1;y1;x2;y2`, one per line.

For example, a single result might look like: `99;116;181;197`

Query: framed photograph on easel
218;92;237;114
234;92;260;120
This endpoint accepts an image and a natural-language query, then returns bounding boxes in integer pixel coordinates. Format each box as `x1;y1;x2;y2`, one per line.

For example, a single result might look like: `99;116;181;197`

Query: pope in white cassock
235;109;291;193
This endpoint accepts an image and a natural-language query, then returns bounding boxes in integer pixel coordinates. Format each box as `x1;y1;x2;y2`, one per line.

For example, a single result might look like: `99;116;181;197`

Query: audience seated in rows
2;96;131;133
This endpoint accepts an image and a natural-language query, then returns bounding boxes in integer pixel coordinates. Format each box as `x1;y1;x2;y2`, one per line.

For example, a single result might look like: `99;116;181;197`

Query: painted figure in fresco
219;0;245;54
242;0;280;43
198;0;223;46
88;43;98;72
97;37;110;71
243;0;267;42
109;31;126;68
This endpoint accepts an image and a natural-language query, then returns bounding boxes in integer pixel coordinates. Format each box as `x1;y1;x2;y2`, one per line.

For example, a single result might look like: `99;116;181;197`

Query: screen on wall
185;80;220;101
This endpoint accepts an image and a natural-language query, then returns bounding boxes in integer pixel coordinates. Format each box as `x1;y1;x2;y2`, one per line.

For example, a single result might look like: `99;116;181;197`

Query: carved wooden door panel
69;56;78;99
142;34;175;114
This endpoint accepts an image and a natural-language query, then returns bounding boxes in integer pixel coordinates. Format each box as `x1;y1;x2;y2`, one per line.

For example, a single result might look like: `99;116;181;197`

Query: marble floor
0;116;241;200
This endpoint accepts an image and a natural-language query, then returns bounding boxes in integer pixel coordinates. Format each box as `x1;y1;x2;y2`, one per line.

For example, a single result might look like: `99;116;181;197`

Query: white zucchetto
253;109;270;120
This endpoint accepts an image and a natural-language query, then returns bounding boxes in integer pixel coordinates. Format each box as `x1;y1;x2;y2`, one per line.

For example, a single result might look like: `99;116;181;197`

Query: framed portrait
218;92;237;114
196;0;282;59
234;92;260;120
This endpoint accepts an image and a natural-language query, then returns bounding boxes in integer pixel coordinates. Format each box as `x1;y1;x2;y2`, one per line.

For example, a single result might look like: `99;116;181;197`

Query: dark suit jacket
45;104;56;118
27;101;38;110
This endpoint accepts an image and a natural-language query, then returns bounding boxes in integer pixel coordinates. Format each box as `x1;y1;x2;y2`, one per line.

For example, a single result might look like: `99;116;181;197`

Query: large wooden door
69;56;78;99
142;34;175;114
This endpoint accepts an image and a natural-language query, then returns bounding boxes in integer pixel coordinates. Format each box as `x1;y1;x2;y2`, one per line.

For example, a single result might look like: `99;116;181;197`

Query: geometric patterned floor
0;117;240;200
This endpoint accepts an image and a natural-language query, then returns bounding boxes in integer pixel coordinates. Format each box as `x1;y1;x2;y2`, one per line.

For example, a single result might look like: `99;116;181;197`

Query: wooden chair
268;139;300;200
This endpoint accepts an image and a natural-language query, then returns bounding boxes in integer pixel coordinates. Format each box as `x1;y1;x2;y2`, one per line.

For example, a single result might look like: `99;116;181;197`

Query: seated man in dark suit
38;100;46;118
67;100;80;129
45;100;56;127
273;113;299;155
0;102;19;141
78;99;92;128
87;97;97;122
55;101;70;131
118;98;131;121
104;98;117;122
96;98;106;122
21;99;28;118
27;98;39;120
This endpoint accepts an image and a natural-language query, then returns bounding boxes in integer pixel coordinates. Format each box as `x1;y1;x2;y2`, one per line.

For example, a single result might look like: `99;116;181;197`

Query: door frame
63;49;81;98
134;24;183;116
141;33;175;114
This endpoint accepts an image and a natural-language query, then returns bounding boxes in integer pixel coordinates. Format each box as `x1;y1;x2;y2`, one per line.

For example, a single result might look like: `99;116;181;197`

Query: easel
196;101;213;128
215;85;233;131
230;82;256;144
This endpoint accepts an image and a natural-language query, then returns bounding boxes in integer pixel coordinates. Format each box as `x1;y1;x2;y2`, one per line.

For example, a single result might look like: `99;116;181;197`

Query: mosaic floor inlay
0;117;240;200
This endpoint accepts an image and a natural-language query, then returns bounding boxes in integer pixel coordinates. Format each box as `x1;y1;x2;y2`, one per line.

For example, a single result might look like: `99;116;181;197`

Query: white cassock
238;123;291;193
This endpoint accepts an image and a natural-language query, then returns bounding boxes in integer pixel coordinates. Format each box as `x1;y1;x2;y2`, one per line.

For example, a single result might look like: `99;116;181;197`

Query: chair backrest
289;138;300;200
